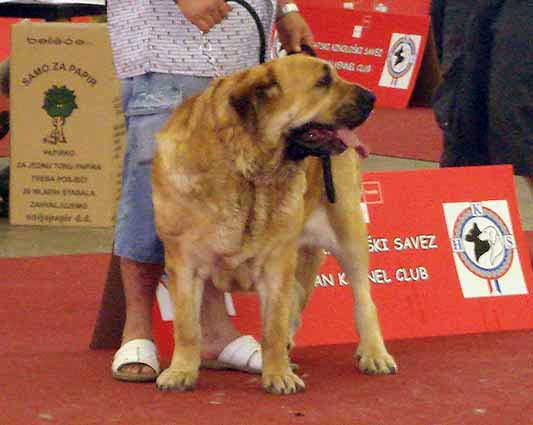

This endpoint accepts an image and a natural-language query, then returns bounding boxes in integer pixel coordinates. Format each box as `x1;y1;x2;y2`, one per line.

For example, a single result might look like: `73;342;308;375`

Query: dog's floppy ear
229;67;280;128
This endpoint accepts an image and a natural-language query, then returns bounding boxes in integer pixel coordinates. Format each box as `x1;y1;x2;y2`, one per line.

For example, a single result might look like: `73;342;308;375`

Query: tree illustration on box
42;85;77;144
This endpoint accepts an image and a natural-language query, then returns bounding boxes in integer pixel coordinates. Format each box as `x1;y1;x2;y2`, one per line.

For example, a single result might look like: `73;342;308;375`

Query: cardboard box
9;22;125;227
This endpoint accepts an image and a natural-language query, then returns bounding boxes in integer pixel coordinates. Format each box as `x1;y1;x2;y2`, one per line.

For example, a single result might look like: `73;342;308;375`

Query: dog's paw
355;347;398;375
262;370;306;395
156;368;198;391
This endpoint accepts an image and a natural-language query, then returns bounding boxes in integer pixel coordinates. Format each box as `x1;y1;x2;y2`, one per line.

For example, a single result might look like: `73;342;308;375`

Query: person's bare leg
117;257;163;377
117;258;242;376
200;282;241;360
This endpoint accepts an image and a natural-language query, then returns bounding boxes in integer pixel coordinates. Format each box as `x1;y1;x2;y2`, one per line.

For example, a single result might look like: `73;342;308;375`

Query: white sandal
111;339;161;382
201;335;262;374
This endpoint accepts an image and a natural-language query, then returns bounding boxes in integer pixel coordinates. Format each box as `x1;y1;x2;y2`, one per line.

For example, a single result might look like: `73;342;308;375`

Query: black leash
285;122;342;205
321;156;335;203
226;0;266;64
223;3;337;203
286;45;339;204
286;143;337;203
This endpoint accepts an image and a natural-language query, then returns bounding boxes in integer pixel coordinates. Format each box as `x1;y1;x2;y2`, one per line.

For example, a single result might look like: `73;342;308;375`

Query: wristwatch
276;2;299;21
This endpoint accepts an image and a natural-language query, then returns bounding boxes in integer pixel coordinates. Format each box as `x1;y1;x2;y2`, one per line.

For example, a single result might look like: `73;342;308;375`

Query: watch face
282;3;299;14
278;3;299;19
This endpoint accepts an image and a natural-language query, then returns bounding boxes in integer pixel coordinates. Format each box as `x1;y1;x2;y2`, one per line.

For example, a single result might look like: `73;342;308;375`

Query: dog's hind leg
327;153;397;375
290;247;325;348
156;244;203;391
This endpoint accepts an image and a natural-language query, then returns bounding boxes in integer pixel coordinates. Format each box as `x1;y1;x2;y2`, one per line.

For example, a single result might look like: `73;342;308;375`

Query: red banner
153;166;533;359
292;165;532;346
0;18;14;157
301;0;431;16
298;5;431;108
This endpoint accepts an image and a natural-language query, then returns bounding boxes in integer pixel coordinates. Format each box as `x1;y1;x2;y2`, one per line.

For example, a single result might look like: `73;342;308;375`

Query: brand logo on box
443;201;528;298
42;85;78;145
27;36;91;47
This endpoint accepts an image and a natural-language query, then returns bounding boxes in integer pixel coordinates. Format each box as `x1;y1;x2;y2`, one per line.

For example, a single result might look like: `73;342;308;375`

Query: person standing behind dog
106;0;314;382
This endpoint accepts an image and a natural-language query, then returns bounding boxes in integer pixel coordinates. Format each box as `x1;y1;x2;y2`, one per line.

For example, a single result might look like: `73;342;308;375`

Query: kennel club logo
379;33;421;89
443;201;528;298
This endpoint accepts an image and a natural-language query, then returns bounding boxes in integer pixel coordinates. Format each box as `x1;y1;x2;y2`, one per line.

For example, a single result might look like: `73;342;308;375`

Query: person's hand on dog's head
276;12;315;54
288;44;317;57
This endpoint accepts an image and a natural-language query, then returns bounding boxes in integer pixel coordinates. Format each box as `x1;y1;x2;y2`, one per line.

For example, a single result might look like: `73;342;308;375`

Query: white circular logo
452;204;515;293
386;36;416;79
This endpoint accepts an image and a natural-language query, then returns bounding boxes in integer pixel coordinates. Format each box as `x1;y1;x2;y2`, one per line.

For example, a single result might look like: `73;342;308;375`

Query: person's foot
113;308;242;381
113;258;163;381
118;363;156;376
116;319;156;377
201;328;242;361
112;338;160;382
201;335;262;373
114;326;156;379
117;346;156;377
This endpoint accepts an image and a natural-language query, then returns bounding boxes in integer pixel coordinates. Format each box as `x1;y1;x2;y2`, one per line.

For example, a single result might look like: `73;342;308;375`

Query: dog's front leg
257;248;305;395
156;246;203;391
327;153;397;375
328;204;397;375
337;235;397;375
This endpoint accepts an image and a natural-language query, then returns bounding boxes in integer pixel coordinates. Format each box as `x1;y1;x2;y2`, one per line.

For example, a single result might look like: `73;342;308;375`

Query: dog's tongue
336;128;369;159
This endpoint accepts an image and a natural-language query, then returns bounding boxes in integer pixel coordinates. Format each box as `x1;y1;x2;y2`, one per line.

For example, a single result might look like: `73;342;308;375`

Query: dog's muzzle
285;88;375;162
284;88;374;204
335;88;376;129
285;123;346;161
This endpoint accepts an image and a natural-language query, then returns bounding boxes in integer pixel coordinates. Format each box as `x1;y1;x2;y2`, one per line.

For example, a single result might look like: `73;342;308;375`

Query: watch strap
276;3;299;20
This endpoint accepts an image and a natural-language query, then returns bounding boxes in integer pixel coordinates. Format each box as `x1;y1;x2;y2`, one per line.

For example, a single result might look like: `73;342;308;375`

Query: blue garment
114;73;211;263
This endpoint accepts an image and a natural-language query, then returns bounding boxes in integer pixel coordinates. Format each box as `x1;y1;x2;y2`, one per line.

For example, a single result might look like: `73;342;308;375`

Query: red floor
1;254;532;425
358;107;442;162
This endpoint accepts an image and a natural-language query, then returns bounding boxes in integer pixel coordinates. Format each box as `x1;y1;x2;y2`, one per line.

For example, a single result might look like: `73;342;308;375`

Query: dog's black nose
357;89;376;114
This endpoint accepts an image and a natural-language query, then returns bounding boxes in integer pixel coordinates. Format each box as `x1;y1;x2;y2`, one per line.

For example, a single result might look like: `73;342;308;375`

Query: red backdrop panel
300;1;431;16
153;165;532;360
0;18;17;157
299;5;431;108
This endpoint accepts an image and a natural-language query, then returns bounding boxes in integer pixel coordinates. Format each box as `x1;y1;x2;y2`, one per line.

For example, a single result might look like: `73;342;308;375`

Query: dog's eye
315;73;332;88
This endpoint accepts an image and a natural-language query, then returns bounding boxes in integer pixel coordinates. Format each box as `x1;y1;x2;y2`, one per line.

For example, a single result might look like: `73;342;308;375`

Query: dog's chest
203;186;304;255
299;206;338;251
185;175;307;287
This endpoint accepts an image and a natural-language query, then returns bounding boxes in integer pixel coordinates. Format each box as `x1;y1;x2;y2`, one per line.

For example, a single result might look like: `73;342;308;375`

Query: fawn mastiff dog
152;54;397;394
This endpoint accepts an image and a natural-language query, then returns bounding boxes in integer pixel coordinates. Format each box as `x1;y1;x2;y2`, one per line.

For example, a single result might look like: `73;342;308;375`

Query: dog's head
226;53;375;157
